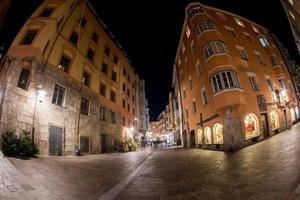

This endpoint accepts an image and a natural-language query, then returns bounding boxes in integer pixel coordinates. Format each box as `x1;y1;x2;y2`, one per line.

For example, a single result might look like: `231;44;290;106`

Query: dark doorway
100;134;106;153
80;136;89;153
283;110;288;128
261;113;269;137
190;130;196;148
49;126;63;156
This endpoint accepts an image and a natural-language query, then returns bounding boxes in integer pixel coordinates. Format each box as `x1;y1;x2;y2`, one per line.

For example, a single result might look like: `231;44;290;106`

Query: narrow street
5;123;300;200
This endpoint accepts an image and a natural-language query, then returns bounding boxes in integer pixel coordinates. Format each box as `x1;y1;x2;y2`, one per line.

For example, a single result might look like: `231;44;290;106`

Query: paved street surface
5;123;300;200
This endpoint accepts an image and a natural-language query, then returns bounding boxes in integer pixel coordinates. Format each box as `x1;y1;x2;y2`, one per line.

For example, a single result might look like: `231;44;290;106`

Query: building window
122;117;125;126
113;55;119;65
188;6;204;18
185;108;189;119
192;100;196;113
111;111;116;124
20;30;38;45
190;40;196;54
39;7;54;17
186;26;191;38
122;98;126;108
58;54;71;72
17;68;30;90
195;20;216;35
248;74;259;91
244;113;260;139
110;90;116;102
266;78;274;91
69;31;79;46
255;51;265;64
123;69;126;76
195;60;201;78
210;71;240;94
127;104;130;112
87;48;94;62
132;95;134;102
52;84;65;106
259;36;270;47
92;32;98;43
244;32;253;42
104;46;110;56
269;55;278;66
127;89;130;97
79;17;86;28
236;46;248;60
204;127;212;144
182;43;185;53
99;83;106;97
101;62;108;75
82;70;90;86
122;82;126;92
80;97;89;115
201;88;208;106
188;76;193;89
100;106;105;121
279;78;288;90
225;27;236;38
127;75;130;82
132;108;135;115
112;70;117;82
234;17;245;27
203;40;227;60
213;123;223;144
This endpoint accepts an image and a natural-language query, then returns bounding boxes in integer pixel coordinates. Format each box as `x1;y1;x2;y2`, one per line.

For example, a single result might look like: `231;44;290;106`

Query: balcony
212;88;246;112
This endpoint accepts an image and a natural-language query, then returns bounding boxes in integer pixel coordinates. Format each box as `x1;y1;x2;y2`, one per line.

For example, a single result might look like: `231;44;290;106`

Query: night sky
1;0;299;120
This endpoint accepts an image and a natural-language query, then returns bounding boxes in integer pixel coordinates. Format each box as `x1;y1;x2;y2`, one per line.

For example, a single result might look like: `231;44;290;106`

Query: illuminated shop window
204;127;212;144
244;113;260;139
213;123;223;144
269;110;280;131
197;128;203;144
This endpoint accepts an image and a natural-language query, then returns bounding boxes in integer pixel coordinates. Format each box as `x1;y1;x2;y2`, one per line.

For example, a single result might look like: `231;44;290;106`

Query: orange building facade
173;3;300;151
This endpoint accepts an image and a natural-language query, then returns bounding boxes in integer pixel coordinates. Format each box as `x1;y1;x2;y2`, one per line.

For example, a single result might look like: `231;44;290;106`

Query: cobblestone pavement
5;123;300;200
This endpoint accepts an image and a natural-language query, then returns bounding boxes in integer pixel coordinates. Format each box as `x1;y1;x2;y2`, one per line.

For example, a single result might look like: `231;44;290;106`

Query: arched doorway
213;123;223;144
244;113;260;139
197;128;203;144
204;127;212;144
290;108;296;122
269;110;280;131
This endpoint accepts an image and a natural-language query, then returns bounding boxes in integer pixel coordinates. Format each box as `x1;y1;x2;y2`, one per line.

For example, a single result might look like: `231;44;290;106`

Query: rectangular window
259;36;270;47
195;20;216;35
122;82;126;92
104;46;110;56
100;106;105;121
122;98;126;108
191;41;196;54
111;111;116;124
113;55;119;65
266;78;274;91
80;97;89;115
112;70;117;82
132;95;134;102
101;62;108;75
127;104;130;112
185;108;189;119
123;69;126;76
82;71;90;86
234;17;245;27
127;89;130;97
99;83;106;97
279;79;288;90
226;28;236;38
52;84;65;106
183;89;186;98
39;7;54;17
17;68;30;90
69;31;79;46
188;77;193;89
201;89;208;106
192;101;196;113
255;51;265;64
269;55;278;66
122;117;125;126
87;48;94;62
244;32;253;42
237;47;248;60
80;17;87;28
211;71;239;94
110;90;116;102
249;76;259;91
92;32;98;43
195;61;201;78
203;40;227;60
58;54;71;72
20;30;38;45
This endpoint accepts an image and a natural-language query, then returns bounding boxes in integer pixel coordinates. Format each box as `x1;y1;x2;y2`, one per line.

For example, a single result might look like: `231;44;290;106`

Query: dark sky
1;0;299;120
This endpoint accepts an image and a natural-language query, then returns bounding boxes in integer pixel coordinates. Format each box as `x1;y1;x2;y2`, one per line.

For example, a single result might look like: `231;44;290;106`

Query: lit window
188;76;193;89
234;17;245;27
288;0;294;6
259;36;269;47
211;71;240;94
269;110;280;130
213;123;223;144
289;11;295;20
244;113;260;139
195;20;216;35
186;26;191;38
204;127;212;144
203;40;227;60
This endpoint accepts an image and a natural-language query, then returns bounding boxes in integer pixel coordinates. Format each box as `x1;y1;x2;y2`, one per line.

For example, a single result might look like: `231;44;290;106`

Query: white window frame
211;70;240;94
248;73;259;91
203;40;227;60
195;20;216;35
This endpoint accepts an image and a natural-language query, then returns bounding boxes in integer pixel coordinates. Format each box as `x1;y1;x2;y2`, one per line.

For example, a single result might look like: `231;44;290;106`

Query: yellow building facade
0;0;146;155
173;3;300;151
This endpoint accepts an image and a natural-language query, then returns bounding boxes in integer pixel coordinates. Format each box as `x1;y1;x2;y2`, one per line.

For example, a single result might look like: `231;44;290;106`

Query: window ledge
197;29;222;39
213;88;244;97
205;53;232;63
